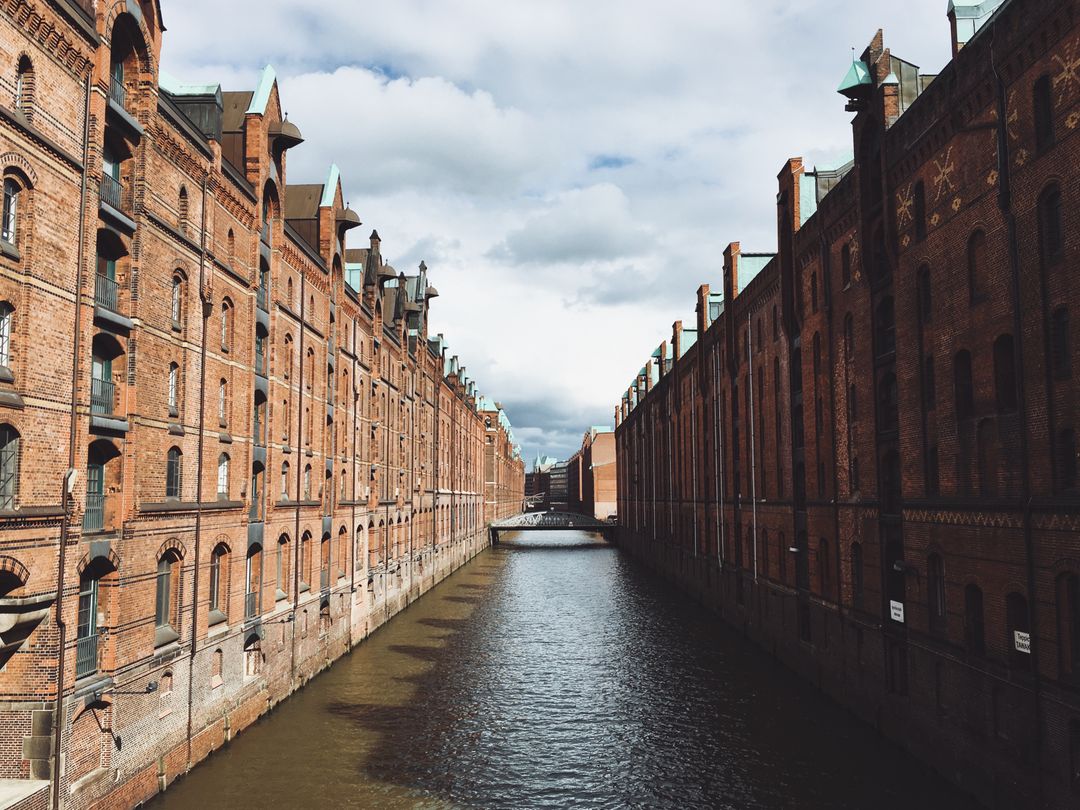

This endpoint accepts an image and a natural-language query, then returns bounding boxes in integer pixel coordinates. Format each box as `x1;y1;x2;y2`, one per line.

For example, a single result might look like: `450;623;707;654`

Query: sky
159;0;954;465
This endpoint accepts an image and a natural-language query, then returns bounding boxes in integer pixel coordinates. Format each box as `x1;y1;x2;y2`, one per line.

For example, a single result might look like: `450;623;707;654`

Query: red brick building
567;427;616;521
616;1;1080;806
0;2;523;808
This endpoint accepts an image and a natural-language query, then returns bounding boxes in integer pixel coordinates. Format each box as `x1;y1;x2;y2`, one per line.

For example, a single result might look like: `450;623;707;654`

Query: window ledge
208;609;228;628
172;321;182;333
0;240;19;263
0;365;13;384
154;625;179;648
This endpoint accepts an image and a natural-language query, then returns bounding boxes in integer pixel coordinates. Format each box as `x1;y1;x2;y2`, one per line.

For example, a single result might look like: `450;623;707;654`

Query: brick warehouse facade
616;1;1080;807
0;2;524;809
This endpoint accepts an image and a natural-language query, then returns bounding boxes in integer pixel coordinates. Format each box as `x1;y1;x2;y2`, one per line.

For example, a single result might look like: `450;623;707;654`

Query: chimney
696;284;711;333
370;229;381;252
658;341;669;378
645;359;654;392
672;321;683;361
948;0;1005;58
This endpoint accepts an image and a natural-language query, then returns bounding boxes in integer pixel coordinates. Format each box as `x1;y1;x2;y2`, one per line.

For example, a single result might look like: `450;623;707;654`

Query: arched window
75;569;100;678
218;378;227;425
875;297;895;356
209;544;228;622
283;333;293;379
220;299;233;351
14;56;33;118
227;229;236;266
305;347;315;389
0;423;19;510
922;354;936;411
967;230;987;302
280;460;289;498
178;186;189;234
0;301;13;367
1034;74;1054;153
166;446;182;498
772;304;779;339
843;314;854;358
286;276;294;307
851;542;864;609
217;453;230;498
927;444;940;496
964;584;985;655
168;362;179;416
913;181;926;242
810;272;818;313
880;449;901;515
155;550;181;639
993;334;1017;413
812;332;821;376
2;177;20;245
1058;429;1078;495
303;464;312;500
954;350;974;421
245;545;262;618
917;264;932;324
276;534;290;600
300;532;311;588
171;275;183;327
928;554;946;634
1052;307;1071;379
1038;184;1063;267
841;242;852;287
320;534;330;588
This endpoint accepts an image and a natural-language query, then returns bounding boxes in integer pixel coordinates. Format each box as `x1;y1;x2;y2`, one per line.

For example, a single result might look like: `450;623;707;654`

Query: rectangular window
155;558;172;628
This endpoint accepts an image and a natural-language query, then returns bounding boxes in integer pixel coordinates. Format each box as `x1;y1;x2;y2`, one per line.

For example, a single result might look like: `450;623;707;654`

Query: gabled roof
221;91;253;133
247;65;277;115
284;184;322;220
320;164;340;208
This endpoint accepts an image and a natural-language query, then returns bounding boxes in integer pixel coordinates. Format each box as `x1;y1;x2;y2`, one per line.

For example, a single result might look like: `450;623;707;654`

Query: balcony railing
75;634;98;680
100;173;125;213
109;79;127;110
94;273;119;312
91;377;115;415
245;591;258;619
83;492;105;531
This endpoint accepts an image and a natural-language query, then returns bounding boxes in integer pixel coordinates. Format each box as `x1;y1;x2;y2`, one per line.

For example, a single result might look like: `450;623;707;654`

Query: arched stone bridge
489;511;616;543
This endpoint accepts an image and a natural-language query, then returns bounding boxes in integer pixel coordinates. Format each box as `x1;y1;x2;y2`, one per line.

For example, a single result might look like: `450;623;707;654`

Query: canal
151;531;971;809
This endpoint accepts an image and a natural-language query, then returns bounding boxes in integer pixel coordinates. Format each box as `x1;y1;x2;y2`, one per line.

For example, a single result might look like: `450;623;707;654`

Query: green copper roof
320;164;340;208
247;65;277;114
837;59;871;95
159;71;221;97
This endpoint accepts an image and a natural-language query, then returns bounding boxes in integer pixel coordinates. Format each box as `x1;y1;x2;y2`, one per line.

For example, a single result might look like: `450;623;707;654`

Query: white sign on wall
1014;630;1031;654
890;600;905;623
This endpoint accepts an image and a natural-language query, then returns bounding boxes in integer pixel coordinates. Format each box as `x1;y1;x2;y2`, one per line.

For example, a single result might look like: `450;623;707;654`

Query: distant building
548;462;569;512
568;428;617;520
525;454;559;510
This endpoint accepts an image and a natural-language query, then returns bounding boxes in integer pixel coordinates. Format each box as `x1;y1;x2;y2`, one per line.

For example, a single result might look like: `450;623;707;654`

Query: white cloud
159;0;954;461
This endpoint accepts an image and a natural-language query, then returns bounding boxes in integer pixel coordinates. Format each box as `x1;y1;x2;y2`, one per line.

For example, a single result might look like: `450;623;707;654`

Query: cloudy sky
160;0;953;464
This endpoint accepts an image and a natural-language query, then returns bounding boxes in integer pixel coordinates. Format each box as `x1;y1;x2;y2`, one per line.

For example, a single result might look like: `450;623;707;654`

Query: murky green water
150;531;972;808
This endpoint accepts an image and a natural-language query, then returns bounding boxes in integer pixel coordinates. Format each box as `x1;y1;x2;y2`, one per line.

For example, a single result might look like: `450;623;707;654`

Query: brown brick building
567;427;616;521
616;1;1080;807
0;2;523;808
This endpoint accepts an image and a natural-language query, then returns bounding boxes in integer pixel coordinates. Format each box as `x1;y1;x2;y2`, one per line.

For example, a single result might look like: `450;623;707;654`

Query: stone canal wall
77;531;492;810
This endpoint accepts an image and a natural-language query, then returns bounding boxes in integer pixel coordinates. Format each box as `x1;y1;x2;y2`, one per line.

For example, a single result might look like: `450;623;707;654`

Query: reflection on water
151;531;971;809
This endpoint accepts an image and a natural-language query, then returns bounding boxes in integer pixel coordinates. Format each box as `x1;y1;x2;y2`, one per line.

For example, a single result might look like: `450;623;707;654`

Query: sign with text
890;600;905;623
1014;630;1031;654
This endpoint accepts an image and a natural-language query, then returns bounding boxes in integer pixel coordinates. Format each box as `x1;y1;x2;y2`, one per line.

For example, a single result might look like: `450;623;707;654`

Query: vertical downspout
713;351;723;562
748;312;758;582
291;265;305;682
821;217;844;622
349;321;356;648
691;370;698;558
53;72;92;810
185;175;210;767
991;28;1044;800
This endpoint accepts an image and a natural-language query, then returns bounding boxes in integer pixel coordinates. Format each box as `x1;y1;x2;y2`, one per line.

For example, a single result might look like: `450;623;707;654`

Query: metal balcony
108;79;127;110
82;492;105;531
94;273;119;313
90;377;115;416
100;173;125;212
75;634;98;680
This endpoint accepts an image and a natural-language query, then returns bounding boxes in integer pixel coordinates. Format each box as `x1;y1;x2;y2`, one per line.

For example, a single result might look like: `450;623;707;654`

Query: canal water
151;531;971;809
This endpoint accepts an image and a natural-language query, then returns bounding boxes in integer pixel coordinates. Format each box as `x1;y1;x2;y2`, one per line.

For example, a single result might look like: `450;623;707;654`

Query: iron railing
99;173;124;212
75;634;98;679
245;591;258;619
90;377;115;415
108;78;126;109
83;492;105;531
94;273;119;312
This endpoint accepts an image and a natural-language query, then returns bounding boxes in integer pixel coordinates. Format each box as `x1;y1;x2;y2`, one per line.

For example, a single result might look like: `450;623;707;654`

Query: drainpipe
52;72;92;810
185;175;210;768
820;208;844;624
291;258;305;683
691;369;698;558
748;312;758;582
349;322;356;649
714;350;725;563
991;27;1044;801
